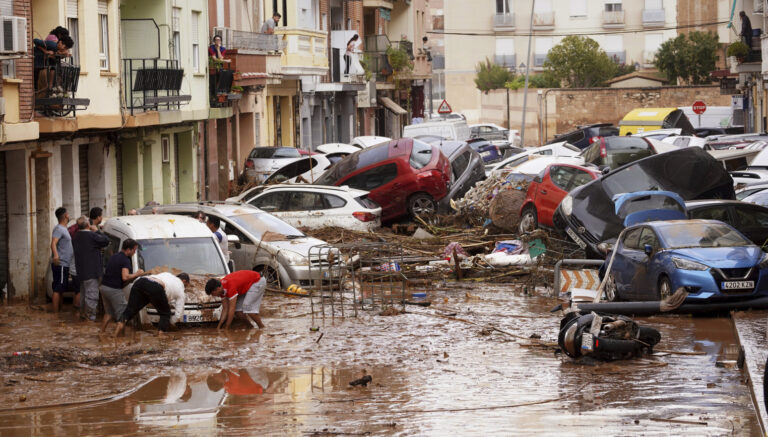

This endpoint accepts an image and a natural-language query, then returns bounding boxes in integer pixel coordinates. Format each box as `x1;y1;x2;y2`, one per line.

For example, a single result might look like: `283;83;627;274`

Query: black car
546;123;619;150
553;147;736;258
686;200;768;250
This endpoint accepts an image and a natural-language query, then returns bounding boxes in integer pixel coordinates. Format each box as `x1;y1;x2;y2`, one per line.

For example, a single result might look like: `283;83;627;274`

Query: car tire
603;273;619;302
658;276;672;300
519;205;538;234
408;193;436;219
258;266;280;288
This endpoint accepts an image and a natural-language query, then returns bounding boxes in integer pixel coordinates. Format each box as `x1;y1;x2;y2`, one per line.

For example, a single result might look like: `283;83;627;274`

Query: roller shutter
79;144;89;216
0;152;8;293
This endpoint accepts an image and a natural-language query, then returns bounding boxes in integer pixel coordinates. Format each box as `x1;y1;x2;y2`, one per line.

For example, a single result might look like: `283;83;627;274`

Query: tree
654;31;718;85
543;35;617;88
474;58;515;93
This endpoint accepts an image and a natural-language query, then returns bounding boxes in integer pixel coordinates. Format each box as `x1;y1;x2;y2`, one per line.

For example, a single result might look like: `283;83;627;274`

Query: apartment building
443;0;679;123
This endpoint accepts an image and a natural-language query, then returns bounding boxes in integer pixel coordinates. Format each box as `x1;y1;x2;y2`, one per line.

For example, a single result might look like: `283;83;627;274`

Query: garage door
0;151;8;293
115;143;124;215
79;144;89;216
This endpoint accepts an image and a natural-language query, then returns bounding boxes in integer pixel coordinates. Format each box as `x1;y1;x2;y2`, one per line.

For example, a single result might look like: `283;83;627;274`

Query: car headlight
759;253;768;269
672;257;709;271
282;251;308;266
561;195;573;216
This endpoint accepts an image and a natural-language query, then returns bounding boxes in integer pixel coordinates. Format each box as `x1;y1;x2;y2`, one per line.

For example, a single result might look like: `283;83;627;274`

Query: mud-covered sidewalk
0;284;761;436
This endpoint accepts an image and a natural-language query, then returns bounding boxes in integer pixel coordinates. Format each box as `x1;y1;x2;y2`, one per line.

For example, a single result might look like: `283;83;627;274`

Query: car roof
103;215;212;239
259;184;368;196
684;199;760;207
543;162;599;174
640;219;729;228
152;202;267;218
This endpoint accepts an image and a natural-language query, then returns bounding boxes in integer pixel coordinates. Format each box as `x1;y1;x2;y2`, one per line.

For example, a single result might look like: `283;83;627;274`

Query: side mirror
227;259;236;272
644;244;653;256
600;165;611;175
227;234;241;249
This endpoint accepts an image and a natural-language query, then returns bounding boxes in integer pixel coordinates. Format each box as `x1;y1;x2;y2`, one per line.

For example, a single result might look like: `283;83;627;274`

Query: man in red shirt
205;270;266;329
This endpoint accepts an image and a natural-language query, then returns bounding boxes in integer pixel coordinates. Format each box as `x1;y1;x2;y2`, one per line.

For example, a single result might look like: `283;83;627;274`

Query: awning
379;96;407;115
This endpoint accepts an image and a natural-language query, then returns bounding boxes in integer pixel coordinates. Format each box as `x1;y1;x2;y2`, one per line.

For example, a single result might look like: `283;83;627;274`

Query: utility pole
520;0;535;147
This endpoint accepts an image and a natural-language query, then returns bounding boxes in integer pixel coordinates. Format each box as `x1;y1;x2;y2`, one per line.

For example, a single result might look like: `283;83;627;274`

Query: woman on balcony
344;34;363;76
209;35;228;60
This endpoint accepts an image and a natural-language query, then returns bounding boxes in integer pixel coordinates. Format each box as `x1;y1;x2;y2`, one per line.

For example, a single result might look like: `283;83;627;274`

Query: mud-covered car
553;147;736;257
145;203;338;288
102;215;229;325
437;140;485;212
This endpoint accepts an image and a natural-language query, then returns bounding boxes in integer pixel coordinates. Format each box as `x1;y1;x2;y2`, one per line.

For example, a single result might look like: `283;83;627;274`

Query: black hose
577;296;768;316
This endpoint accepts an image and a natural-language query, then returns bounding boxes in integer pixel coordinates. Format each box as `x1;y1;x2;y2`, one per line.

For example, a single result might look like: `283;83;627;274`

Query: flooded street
0;283;761;436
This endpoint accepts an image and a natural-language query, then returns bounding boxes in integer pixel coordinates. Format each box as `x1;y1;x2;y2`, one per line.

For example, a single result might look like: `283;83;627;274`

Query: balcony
275;28;328;77
362;0;393;8
606;51;626;64
34;57;90;117
642;9;665;27
602;10;624;27
364;34;393;82
330;30;365;84
494;54;517;69
432;54;445;70
122;58;190;115
533;11;555;29
213;28;283;52
493;13;515;31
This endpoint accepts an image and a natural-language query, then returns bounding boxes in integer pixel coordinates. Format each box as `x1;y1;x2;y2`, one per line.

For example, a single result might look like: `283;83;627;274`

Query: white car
488;141;581;175
237;185;381;231
661;135;706;148
263;154;333;184
469;123;521;147
351;136;391;149
503;155;586;181
730;169;768;187
631;128;682;141
737;182;768;200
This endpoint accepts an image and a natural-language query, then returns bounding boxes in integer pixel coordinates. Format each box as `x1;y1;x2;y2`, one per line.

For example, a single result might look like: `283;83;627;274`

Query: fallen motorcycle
557;310;661;361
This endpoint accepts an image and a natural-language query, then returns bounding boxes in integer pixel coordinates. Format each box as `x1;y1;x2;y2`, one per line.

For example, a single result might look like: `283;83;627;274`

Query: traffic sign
437;99;452;114
692;100;707;115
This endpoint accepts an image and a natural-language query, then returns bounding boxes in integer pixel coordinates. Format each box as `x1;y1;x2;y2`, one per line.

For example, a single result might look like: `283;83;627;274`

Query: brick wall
15;0;32;120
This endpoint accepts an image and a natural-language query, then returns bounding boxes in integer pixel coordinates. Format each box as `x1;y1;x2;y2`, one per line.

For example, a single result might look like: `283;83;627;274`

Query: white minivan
102;215;229;326
403;119;471;142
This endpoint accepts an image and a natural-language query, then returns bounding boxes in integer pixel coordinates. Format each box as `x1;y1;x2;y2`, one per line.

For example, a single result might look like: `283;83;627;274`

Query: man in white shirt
114;271;189;336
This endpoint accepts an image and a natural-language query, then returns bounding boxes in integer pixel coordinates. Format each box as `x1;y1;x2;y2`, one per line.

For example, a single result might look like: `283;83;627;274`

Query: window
250;192;288;212
343;163;398;191
689;206;731;224
570;0;586;16
67;0;79;65
638;227;659;251
605;2;622;12
216;0;225;28
735;206;768;228
1;59;14;78
451;151;471;181
221;221;253;245
172;7;181;62
549;166;572;190
496;0;510;13
572;169;594;188
286;192;325;211
192;11;201;73
645;0;662;9
410;140;433;169
323;194;347;209
603;35;623;53
622;227;643;250
98;0;109;70
644;33;663;57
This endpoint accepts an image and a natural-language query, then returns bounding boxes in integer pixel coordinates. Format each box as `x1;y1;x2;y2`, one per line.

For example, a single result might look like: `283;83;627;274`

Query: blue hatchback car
604;220;768;302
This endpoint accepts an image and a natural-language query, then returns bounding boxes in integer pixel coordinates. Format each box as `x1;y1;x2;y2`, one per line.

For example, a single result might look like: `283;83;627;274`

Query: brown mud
0;284;761;436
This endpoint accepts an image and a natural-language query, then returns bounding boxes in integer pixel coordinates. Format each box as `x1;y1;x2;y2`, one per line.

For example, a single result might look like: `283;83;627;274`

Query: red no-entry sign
692;100;707;115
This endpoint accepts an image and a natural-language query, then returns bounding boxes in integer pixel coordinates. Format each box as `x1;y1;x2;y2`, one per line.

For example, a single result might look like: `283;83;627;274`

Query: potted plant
231;85;244;94
727;41;750;63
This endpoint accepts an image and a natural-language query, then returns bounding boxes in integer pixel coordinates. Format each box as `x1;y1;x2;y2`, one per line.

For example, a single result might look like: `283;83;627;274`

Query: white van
102;215;229;326
403;119;471;142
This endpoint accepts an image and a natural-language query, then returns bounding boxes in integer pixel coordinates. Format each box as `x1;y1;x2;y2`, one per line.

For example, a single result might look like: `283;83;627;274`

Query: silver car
143;203;338;289
243;147;302;183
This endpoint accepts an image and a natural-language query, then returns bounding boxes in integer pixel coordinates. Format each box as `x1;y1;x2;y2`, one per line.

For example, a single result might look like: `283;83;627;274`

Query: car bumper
245;169;272;183
145;302;222;324
282;263;345;287
554;206;602;257
670;268;768;301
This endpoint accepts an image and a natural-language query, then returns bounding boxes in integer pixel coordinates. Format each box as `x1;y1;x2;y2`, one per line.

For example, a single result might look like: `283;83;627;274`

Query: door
733;206;768;249
611;227;643;299
340;162;400;219
218;219;257;272
537;165;571;225
0;152;7;294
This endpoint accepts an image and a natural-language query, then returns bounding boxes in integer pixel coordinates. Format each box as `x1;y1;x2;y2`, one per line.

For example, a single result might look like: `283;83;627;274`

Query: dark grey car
435;141;485;212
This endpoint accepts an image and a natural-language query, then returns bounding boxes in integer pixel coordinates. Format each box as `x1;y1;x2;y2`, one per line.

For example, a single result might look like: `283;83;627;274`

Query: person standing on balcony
261;12;281;34
208;35;226;60
740;11;753;51
344;35;359;75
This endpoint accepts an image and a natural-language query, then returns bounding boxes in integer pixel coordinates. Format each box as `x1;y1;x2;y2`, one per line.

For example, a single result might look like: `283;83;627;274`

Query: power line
428;19;731;38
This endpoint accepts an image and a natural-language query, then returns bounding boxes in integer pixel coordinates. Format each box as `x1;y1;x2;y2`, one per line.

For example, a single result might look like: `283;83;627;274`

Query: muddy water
0;284;761;436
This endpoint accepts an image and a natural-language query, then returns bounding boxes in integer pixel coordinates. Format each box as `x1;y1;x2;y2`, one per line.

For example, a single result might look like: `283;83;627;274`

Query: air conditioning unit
0;16;26;54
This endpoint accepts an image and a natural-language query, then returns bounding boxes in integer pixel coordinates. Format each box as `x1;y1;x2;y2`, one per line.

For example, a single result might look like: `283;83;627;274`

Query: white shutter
645;0;662;9
534;0;552;12
0;0;12;16
495;38;514;55
97;0;107;15
570;0;586;16
67;0;78;18
191;11;200;44
602;35;623;52
535;37;553;54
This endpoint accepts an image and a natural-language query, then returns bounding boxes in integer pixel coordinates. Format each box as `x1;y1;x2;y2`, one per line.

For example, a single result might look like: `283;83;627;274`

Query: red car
316;138;451;222
519;163;600;233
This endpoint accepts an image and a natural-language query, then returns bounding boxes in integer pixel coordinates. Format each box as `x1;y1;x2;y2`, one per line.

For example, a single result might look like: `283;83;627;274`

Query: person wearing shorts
99;239;145;332
205;270;265;330
50;207;73;312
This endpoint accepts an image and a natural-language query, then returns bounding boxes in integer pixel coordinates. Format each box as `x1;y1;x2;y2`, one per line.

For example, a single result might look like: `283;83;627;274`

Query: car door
218;217;260;271
449;150;471;198
733;205;768;249
537;166;572;226
340;162;401;220
637;227;662;300
281;191;327;228
319;193;352;227
611;227;643;299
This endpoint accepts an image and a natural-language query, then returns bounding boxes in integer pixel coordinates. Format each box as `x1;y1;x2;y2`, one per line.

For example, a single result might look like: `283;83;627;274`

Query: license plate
581;333;594;352
183;314;204;323
722;281;754;290
566;227;587;249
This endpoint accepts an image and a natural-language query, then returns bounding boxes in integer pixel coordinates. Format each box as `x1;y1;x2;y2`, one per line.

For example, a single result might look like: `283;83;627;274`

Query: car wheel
603;273;619;302
408;193;436;218
519;205;538;234
258;266;280;288
658;276;672;300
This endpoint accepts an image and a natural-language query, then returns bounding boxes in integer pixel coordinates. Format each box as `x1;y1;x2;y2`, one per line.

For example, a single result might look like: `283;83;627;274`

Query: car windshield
658;223;751;249
316;144;390;185
228;212;305;240
410;139;433;169
137;237;227;275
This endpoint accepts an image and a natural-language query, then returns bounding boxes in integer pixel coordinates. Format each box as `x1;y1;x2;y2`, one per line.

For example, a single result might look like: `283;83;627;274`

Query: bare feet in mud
113;321;126;338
